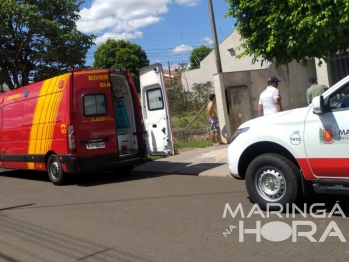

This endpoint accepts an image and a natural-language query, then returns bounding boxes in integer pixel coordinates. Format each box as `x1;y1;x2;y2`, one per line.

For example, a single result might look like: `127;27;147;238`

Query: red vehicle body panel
0;69;146;174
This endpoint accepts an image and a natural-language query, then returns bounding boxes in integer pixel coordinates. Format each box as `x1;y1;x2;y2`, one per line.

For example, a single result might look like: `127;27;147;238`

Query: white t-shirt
258;86;281;115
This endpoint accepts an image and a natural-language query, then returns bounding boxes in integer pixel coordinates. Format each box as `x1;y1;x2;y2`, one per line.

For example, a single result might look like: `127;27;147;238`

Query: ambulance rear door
139;63;174;156
73;71;119;164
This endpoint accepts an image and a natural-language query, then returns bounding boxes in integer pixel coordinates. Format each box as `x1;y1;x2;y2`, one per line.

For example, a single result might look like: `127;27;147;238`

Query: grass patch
147;154;164;161
171;111;209;132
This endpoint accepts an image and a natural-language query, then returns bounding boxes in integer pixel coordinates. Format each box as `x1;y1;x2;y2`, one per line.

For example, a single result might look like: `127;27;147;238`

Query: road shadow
72;160;228;186
74;171;167;187
0;161;227;187
0;168;165;186
132;161;225;175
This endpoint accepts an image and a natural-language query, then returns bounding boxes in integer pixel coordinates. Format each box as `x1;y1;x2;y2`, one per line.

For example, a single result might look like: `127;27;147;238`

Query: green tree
0;0;95;90
189;45;213;70
93;39;149;92
224;0;349;66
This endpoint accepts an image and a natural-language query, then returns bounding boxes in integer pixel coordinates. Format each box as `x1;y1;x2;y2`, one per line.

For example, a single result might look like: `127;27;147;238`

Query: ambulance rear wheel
245;153;302;211
47;154;65;185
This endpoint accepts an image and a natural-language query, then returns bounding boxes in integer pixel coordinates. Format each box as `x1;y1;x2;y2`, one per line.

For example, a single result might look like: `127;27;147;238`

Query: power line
93;32;231;43
84;43;216;57
214;0;230;9
84;25;232;66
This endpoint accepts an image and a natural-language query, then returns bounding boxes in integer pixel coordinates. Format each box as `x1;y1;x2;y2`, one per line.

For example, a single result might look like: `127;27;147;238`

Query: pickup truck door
303;81;349;178
139;63;174;156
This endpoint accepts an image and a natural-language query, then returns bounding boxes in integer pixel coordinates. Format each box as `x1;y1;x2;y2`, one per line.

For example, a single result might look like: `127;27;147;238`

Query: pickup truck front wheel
245;153;302;211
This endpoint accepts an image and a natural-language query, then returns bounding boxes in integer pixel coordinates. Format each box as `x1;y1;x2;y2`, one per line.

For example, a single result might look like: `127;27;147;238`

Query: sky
77;0;235;70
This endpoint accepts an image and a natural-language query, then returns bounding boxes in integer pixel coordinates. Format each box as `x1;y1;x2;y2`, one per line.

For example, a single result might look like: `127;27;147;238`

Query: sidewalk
132;145;232;178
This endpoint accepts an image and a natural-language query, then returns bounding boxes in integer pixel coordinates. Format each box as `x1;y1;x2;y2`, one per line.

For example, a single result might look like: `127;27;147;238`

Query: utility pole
208;0;222;73
168;61;173;86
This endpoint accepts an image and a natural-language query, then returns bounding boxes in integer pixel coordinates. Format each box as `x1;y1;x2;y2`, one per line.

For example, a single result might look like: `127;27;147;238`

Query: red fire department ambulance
0;63;174;185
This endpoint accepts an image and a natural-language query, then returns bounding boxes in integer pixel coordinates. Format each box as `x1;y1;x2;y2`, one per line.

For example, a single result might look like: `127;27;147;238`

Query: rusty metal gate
328;53;349;85
226;85;252;133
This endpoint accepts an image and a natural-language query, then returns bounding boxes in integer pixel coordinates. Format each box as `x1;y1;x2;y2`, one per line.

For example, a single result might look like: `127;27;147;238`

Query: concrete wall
214;60;316;142
173;128;210;142
179;30;318;143
181;31;272;91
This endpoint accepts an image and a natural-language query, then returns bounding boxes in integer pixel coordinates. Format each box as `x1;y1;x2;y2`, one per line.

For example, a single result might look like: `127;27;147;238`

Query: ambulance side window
83;94;107;116
146;88;164;111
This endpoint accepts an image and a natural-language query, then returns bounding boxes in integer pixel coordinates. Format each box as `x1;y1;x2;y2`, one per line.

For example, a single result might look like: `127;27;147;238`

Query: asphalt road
0;170;348;262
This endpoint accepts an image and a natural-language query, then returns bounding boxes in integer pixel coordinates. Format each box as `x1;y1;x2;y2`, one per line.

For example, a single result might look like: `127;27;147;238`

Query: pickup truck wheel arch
245;153;302;211
239;142;299;179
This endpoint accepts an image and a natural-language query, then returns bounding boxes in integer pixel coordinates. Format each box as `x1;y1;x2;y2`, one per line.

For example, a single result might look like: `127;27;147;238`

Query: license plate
86;142;105;149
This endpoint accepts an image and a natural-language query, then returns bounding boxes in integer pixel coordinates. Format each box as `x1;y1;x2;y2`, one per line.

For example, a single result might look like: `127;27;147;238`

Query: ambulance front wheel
47;154;65;185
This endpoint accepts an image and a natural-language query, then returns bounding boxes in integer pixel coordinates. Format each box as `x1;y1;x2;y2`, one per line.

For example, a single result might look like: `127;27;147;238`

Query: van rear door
73;71;118;164
139;64;174;156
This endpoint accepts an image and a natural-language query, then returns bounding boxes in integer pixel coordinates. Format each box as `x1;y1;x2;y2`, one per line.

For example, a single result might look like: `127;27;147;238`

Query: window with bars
329;54;349;85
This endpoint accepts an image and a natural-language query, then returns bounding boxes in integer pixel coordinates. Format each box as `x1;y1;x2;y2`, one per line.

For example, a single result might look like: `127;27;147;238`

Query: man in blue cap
258;76;282;116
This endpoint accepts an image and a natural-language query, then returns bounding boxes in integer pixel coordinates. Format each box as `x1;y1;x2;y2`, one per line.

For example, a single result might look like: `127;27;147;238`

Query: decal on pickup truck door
319;124;349;144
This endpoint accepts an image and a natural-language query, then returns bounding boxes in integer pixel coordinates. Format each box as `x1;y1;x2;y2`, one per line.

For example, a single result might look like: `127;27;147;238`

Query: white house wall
181;31;271;91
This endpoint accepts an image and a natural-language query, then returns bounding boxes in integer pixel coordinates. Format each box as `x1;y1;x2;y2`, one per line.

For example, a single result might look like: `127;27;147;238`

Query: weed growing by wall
167;81;214;131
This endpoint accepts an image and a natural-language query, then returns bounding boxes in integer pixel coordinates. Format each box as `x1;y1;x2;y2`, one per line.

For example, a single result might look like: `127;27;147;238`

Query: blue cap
268;76;281;84
309;77;317;83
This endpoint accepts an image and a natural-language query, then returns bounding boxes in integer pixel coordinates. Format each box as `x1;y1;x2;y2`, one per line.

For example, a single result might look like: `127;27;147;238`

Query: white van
227;75;349;210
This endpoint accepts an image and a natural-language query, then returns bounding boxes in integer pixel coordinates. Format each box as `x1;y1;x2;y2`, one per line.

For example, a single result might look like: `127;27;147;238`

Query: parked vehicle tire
245;153;302;211
47;154;65;185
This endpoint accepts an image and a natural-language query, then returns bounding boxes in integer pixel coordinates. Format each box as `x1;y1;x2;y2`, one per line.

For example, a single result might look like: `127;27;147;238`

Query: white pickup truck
227;75;349;210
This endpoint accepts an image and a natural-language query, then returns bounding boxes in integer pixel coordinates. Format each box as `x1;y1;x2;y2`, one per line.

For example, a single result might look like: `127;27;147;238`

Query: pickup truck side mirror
312;95;328;114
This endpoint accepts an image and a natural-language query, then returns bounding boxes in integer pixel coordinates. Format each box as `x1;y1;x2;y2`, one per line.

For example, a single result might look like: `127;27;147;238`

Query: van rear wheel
245;153;302;211
47;154;65;185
